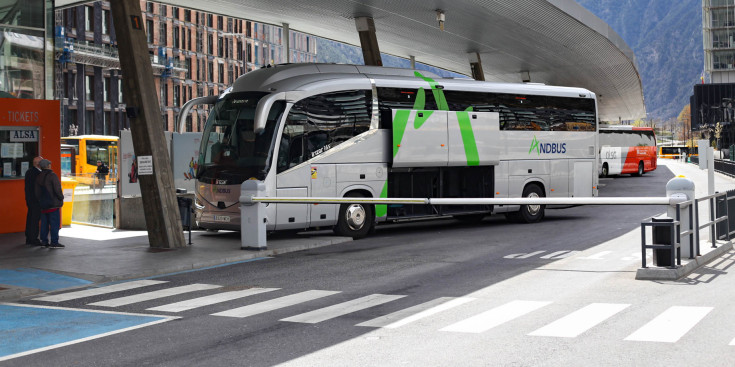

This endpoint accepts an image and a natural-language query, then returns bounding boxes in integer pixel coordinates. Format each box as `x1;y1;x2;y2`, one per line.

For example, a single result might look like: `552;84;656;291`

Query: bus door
108;145;118;182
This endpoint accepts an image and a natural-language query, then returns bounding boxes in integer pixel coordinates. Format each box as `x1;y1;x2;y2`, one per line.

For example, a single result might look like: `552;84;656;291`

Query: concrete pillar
94;67;103;135
110;0;186;248
468;52;485;81
355;17;382;66
283;23;290;63
410;56;416;69
76;64;85;134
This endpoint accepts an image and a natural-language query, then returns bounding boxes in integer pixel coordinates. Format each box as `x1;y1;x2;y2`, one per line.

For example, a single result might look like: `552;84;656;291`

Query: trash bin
176;188;192;244
60;177;78;226
651;216;675;267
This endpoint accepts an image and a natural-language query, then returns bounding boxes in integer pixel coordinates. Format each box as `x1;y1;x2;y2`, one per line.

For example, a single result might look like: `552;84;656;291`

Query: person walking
35;159;65;248
24;156;43;246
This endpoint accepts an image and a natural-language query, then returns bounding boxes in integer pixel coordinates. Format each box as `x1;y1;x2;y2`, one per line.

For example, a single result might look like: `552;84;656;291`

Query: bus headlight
194;197;205;210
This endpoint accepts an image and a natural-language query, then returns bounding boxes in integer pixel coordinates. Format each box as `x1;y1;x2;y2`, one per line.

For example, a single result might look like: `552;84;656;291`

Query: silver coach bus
192;64;598;238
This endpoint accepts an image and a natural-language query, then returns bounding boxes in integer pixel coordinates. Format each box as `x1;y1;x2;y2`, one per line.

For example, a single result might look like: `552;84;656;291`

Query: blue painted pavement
0;304;169;360
0;268;92;291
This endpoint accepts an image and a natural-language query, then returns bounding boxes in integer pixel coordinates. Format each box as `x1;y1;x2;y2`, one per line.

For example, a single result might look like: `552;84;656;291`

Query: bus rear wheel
334;193;374;239
506;184;545;224
633;161;644;176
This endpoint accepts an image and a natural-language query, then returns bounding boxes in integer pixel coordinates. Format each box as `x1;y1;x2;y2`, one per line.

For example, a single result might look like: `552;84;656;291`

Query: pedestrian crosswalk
28;281;734;345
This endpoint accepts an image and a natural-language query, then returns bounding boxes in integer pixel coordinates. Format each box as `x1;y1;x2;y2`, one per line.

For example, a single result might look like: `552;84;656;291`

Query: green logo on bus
529;136;540;155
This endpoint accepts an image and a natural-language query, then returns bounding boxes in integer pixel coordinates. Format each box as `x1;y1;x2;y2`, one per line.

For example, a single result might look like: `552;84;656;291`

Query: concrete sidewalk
0;226;351;301
1;159;734;301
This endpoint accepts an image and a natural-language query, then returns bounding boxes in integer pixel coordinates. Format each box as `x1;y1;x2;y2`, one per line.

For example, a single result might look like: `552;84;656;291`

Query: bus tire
507;184;545;224
601;163;609;177
633;161;644;176
334;193;374;239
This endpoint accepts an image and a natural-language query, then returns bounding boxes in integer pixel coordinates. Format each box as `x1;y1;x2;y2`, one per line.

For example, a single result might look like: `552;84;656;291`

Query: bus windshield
197;92;285;183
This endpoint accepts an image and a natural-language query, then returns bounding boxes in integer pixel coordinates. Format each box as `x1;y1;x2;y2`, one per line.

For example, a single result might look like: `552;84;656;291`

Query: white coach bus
192;64;598;237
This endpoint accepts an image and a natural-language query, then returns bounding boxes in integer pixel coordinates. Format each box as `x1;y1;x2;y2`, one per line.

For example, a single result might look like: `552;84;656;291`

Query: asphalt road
12;166;735;366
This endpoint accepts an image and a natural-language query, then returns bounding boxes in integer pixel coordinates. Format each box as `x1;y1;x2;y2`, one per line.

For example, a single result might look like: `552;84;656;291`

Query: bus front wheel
334;193;374;239
506;184;545;224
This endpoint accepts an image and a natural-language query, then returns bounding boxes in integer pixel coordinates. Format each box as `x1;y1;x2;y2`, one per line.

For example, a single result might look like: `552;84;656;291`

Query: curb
635;240;733;281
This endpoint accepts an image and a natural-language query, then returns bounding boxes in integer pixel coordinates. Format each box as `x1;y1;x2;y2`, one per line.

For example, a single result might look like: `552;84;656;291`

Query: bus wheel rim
527;192;541;215
346;204;366;230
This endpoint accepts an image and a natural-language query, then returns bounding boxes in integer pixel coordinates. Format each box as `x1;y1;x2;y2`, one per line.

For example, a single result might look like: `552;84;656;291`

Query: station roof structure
57;0;646;121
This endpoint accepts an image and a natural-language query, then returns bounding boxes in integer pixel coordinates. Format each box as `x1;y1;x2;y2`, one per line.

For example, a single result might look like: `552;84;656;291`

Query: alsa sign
9;130;39;142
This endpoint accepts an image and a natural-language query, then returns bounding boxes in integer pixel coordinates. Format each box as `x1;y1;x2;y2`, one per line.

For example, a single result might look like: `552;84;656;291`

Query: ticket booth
0;98;60;234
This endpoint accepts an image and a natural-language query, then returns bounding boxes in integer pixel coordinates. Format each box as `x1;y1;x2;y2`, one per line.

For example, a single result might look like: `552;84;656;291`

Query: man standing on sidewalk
24;156;43;246
35;159;65;248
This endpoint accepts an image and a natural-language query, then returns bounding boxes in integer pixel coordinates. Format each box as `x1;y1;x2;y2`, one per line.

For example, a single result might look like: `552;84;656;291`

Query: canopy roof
57;0;646;121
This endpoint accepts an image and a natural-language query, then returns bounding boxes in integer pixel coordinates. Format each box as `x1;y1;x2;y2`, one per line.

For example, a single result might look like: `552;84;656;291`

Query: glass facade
0;0;51;99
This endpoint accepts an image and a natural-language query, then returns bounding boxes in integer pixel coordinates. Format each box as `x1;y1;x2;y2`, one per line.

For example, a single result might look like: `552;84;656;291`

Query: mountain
317;1;703;121
575;0;702;121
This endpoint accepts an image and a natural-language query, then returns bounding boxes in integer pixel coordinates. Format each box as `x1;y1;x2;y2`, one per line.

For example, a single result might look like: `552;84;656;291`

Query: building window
146;2;154;13
208;61;214;81
237;41;242;61
246;21;251;37
172;7;178;19
218;63;224;83
173;27;179;49
218;16;223;30
227;18;233;33
207;14;213;28
104;77;110;102
146;20;154;43
85;75;94;101
218;37;223;57
173;85;180;107
160;22;167;45
162;84;169;106
185;58;191;79
160;4;167;17
247;43;251;62
102;10;110;35
208;34;213;54
184;10;191;22
85;6;94;32
118;79;124;103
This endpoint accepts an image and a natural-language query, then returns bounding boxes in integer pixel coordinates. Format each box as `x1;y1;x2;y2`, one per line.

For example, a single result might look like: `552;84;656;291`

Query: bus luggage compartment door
572;161;593;197
447;111;499;166
392;110;448;167
275;187;309;230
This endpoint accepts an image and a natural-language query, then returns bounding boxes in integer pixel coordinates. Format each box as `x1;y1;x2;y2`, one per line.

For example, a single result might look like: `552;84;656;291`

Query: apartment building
55;1;317;137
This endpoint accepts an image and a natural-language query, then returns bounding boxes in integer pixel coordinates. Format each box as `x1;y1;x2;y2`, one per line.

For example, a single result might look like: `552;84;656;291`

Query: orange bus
599;126;657;176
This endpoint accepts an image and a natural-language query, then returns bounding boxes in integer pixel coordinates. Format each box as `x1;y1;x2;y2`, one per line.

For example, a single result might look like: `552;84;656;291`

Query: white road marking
33;280;169;302
87;284;222;307
281;294;405;324
528;303;630;338
440;300;551;333
504;251;546;259
147;287;280;312
539;250;580;259
624;306;713;343
212;290;340;318
357;297;475;329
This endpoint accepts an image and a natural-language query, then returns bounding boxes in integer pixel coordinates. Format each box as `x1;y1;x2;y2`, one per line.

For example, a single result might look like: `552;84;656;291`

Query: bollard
240;180;267;250
666;176;694;258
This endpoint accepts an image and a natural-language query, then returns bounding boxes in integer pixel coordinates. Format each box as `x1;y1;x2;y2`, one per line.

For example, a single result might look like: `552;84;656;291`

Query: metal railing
241;193;731;269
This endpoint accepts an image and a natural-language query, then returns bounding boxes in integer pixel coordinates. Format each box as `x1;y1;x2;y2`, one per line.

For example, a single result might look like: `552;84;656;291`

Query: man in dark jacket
35;159;65;248
24;156;43;245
